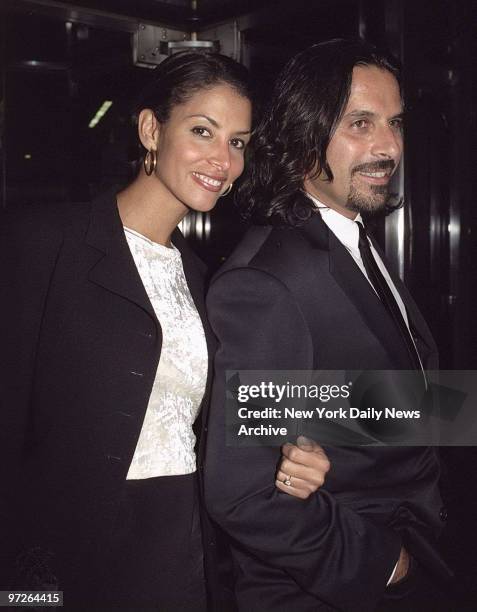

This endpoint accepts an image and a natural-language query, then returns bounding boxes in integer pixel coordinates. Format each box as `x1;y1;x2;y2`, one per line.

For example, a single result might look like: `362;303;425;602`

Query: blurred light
24;153;32;160
204;212;211;239
88;100;113;128
195;213;203;238
397;206;404;241
179;214;191;237
448;221;460;236
65;21;72;32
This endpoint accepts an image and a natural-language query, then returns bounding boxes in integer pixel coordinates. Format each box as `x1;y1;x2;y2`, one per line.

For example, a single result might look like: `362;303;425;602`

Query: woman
0;51;329;611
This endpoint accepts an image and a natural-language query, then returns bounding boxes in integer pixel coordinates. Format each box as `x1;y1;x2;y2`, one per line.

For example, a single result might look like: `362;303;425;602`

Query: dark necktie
356;221;422;372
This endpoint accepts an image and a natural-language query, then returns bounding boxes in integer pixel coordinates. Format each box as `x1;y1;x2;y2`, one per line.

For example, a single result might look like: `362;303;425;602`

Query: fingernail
297;435;315;447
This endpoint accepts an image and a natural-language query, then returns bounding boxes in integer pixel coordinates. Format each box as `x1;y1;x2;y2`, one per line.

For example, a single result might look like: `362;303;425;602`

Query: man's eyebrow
344;110;405;120
186;114;252;135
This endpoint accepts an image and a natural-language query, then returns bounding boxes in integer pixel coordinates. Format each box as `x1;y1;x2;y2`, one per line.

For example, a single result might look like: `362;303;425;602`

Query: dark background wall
1;0;476;608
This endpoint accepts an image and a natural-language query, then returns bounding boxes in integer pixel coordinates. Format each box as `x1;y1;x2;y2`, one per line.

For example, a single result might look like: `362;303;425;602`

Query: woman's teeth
193;172;222;187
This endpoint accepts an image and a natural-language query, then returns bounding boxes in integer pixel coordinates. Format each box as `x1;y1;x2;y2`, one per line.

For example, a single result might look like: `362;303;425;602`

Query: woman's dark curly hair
237;38;400;226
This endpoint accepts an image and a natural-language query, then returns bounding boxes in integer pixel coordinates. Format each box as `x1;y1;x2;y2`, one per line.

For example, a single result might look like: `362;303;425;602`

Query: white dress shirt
306;193;410;326
306;193;415;585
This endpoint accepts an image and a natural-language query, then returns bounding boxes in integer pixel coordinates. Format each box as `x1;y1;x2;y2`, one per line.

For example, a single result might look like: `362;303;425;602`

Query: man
205;39;452;612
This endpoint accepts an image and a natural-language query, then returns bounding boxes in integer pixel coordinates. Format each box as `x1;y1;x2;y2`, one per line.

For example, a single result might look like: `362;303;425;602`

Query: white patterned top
124;227;208;479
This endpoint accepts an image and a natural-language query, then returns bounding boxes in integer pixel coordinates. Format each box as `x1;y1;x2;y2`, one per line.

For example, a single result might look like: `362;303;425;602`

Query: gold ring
283;475;292;486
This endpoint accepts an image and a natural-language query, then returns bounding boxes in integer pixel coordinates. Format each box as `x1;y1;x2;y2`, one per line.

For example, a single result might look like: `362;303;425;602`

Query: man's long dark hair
237;39;400;226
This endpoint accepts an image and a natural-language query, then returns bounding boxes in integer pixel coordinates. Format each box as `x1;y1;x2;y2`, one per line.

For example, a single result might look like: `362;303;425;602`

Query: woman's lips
191;171;226;193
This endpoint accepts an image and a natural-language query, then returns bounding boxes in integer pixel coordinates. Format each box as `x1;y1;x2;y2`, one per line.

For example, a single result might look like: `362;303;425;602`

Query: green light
88;100;113;128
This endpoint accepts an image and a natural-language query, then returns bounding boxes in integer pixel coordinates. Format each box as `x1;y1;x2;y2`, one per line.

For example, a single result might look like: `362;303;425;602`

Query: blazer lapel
84;190;157;323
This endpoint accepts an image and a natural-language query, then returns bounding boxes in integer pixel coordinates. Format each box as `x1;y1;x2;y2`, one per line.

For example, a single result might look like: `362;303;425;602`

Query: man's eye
352;119;368;129
390;118;404;130
192;126;212;137
230;138;245;150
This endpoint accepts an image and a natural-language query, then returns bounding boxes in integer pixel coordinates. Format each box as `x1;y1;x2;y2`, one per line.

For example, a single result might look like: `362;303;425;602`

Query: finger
276;470;323;493
278;459;326;486
296;437;329;462
281;446;330;473
275;473;316;498
276;470;313;491
281;442;329;466
275;479;310;499
276;470;293;487
296;435;320;450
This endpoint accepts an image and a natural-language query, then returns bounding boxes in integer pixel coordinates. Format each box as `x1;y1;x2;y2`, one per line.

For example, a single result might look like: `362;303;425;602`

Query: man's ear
304;163;327;186
138;109;160;151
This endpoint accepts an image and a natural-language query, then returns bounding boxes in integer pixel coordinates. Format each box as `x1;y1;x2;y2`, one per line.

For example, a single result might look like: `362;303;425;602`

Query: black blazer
205;212;448;612
0;191;218;606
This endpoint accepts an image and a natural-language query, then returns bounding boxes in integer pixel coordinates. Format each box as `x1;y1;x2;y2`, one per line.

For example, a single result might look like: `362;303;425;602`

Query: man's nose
371;125;402;160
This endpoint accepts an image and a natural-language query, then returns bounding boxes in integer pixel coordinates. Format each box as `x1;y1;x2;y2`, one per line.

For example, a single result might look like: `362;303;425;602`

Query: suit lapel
84;190;158;323
369;236;437;367
300;212;415;369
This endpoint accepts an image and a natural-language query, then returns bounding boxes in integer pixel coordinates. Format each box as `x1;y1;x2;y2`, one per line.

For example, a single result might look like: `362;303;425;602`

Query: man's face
304;65;403;219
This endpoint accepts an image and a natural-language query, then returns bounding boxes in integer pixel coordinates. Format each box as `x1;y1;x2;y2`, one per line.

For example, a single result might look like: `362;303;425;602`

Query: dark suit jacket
205;212;448;612
0;191;219;608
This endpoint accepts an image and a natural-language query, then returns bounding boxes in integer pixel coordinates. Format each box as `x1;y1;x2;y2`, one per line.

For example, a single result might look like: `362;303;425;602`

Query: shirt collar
305;192;362;254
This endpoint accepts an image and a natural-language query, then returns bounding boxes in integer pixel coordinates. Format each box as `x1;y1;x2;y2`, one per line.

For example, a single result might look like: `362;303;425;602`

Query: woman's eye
352;119;368;129
230;138;245;150
191;126;212;137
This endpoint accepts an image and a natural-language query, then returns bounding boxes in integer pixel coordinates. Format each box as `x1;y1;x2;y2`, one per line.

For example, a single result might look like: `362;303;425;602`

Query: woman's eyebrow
186;114;251;135
186;114;219;127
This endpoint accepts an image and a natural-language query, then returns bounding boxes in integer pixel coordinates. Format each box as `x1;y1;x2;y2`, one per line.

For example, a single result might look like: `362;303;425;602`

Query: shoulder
1;200;91;249
1;201;92;287
210;222;320;295
207;226;309;325
206;228;314;368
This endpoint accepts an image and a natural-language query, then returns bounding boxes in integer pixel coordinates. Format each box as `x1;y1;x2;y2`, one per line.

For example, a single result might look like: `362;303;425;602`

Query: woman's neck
116;173;186;247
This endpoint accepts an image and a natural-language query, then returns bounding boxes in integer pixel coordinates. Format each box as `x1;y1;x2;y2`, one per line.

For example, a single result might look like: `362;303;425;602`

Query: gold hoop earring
219;183;233;198
143;150;157;176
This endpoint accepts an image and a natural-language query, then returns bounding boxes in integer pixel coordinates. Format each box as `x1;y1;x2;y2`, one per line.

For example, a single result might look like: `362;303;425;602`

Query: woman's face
145;83;252;214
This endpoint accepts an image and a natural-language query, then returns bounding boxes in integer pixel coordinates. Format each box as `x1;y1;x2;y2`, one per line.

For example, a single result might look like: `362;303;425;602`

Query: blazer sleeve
0;207;64;587
205;267;402;612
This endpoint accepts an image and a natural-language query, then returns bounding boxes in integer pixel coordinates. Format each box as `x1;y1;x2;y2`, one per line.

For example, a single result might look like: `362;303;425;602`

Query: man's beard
346;182;391;216
346;160;396;216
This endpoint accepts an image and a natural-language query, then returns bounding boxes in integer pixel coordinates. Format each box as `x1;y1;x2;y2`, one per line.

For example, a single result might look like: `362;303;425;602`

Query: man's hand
276;436;330;499
388;547;410;585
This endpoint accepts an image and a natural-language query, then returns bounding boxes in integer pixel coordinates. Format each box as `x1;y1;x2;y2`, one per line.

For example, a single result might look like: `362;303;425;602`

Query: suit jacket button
439;506;448;522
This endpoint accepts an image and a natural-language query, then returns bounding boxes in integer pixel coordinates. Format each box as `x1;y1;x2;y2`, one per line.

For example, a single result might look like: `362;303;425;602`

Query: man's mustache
352;160;396;174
